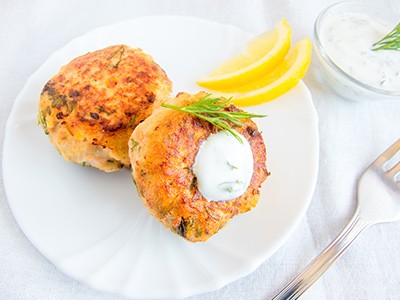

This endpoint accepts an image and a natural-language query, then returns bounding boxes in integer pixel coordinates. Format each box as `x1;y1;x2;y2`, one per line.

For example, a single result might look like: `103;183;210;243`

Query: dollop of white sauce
193;130;254;202
320;12;400;91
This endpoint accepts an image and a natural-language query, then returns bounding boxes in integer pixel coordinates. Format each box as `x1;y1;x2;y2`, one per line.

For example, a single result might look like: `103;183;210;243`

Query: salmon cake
129;92;269;242
38;44;172;172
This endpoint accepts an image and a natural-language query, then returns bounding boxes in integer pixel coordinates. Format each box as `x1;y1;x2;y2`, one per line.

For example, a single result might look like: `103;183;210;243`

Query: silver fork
272;139;400;300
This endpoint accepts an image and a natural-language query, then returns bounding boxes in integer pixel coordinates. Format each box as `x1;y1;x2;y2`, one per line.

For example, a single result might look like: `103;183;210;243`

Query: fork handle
272;211;371;300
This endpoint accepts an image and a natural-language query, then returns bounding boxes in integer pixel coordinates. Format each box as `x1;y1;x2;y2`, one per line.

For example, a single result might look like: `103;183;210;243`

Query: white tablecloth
1;0;400;299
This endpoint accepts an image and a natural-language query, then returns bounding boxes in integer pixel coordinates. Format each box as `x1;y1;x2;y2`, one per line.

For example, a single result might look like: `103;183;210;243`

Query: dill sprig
372;23;400;51
161;94;266;143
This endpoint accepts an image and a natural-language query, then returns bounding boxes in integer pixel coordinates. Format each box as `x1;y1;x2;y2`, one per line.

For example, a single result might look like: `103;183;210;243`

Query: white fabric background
1;0;400;299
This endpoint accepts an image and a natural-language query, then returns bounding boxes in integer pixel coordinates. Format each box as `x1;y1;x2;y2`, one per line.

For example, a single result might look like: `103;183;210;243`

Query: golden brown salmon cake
38;45;172;172
129;91;269;242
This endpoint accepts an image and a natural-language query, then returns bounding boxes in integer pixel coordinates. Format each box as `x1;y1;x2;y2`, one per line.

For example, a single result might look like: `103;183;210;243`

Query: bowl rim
314;1;400;97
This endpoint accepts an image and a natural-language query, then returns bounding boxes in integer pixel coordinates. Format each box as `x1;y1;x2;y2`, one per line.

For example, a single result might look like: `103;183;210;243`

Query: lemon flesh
197;19;292;90
218;39;312;106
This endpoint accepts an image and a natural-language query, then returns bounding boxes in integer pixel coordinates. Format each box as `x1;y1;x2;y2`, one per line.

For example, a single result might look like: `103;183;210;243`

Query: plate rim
2;15;319;299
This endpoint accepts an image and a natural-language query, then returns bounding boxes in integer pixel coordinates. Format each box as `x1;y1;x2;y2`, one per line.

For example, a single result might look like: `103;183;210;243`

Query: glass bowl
314;1;400;101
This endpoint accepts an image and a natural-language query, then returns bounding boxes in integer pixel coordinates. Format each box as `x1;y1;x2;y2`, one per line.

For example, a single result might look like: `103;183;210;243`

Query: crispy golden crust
129;92;269;242
38;45;172;172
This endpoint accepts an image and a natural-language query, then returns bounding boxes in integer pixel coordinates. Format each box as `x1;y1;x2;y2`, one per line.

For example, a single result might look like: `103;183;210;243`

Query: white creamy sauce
320;12;400;91
193;131;253;202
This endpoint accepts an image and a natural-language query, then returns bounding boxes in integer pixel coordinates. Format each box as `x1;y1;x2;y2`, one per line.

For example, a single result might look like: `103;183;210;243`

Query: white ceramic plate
3;16;319;299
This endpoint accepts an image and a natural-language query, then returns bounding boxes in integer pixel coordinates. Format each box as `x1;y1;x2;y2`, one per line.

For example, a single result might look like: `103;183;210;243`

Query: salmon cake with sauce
129;92;269;242
38;45;172;172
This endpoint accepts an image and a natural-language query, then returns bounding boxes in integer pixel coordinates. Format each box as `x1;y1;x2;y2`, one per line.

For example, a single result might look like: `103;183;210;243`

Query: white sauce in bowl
320;12;400;91
193;130;253;202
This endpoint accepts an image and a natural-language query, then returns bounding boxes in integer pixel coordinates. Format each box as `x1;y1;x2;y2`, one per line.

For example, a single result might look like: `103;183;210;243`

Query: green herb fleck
219;180;244;193
195;227;203;238
98;105;115;116
227;161;238;170
130;138;139;152
107;45;125;68
51;94;68;109
128;115;137;128
38;106;51;134
48;91;76;115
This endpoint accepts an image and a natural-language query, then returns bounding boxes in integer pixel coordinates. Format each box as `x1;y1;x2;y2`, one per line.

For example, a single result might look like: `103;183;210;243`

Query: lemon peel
197;18;292;90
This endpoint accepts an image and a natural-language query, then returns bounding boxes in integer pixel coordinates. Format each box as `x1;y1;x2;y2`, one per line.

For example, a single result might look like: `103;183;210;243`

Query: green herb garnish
372;23;400;51
161;94;266;143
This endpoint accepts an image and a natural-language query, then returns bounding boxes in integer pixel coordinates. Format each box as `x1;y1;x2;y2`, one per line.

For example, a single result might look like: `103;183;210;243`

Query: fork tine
388;161;400;180
381;139;400;159
373;139;400;167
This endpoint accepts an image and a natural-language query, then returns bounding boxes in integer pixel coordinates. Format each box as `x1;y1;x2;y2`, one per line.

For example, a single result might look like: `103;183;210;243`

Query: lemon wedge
216;38;312;106
197;18;292;90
